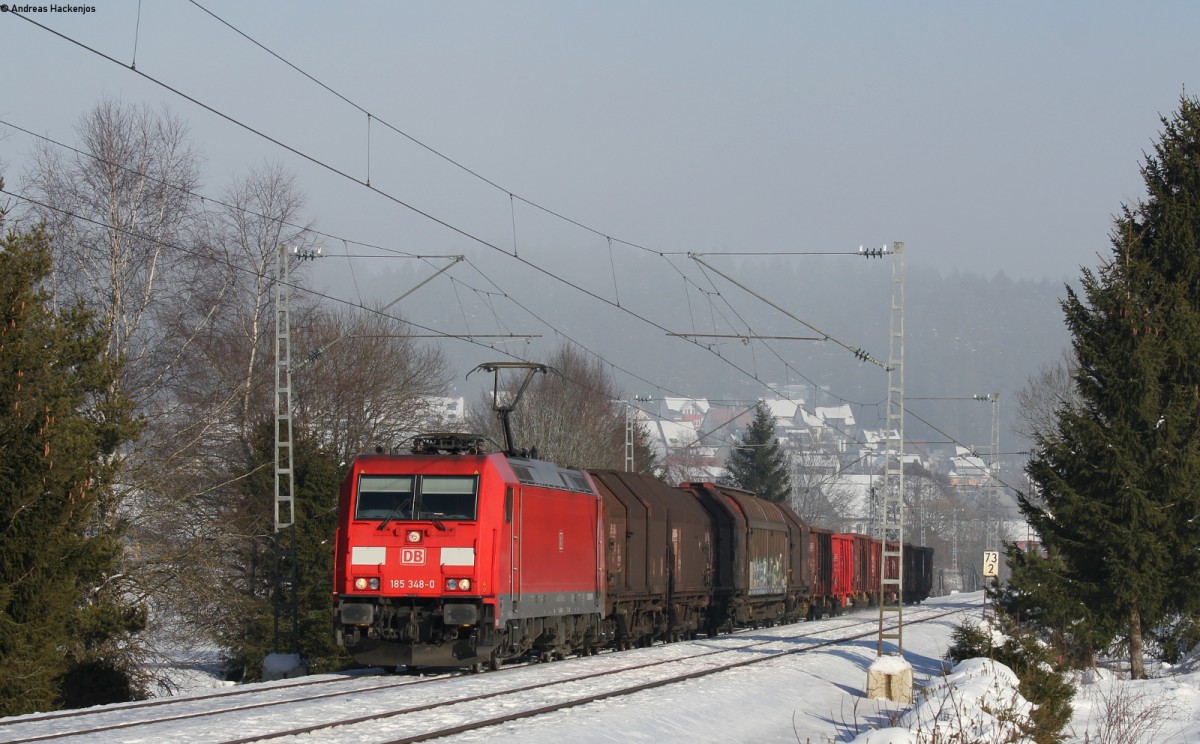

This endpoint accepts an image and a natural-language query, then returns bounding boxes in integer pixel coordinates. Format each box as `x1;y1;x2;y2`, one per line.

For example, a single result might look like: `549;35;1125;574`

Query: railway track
0;597;979;743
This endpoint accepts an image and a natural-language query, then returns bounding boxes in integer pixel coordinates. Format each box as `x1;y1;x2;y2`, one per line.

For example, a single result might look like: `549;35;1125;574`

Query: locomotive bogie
336;598;501;668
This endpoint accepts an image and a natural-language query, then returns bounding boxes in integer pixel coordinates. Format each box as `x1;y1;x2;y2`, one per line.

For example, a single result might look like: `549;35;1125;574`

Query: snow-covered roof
762;398;799;420
799;409;824;428
663;397;710;415
816;404;855;427
653;419;702;448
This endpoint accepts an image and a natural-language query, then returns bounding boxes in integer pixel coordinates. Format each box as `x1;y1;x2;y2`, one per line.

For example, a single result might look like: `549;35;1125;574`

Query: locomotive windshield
355;474;478;522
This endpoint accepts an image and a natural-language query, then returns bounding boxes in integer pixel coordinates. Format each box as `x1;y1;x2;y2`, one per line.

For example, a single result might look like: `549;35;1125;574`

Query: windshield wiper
376;500;412;531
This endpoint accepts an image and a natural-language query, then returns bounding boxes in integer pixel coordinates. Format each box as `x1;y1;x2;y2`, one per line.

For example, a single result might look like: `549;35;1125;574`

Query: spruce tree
725;401;791;503
217;424;349;680
0;214;143;714
1019;95;1200;678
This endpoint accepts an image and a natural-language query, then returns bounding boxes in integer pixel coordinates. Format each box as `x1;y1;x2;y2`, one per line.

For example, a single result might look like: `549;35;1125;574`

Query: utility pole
623;395;652;472
973;392;1000;586
270;244;319;677
869;242;911;703
986;393;1000;556
625;403;635;473
877;241;905;657
951;508;961;591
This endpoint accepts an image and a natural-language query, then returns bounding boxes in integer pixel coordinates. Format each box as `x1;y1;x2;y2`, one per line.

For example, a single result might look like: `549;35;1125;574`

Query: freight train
332;435;934;671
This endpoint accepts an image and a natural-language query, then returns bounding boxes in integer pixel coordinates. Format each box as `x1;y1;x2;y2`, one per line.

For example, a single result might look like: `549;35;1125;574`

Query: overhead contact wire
13;9;892;447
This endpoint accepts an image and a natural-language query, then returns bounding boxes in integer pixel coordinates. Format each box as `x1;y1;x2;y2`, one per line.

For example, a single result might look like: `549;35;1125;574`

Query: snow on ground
8;592;1200;743
439;594;979;744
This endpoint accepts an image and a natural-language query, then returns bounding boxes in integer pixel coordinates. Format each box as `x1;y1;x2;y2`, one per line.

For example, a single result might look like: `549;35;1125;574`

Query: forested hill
358;251;1075;456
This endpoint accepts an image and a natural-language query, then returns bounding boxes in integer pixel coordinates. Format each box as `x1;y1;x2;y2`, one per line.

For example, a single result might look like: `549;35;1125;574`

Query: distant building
663;397;710;430
948;445;990;487
421;396;467;429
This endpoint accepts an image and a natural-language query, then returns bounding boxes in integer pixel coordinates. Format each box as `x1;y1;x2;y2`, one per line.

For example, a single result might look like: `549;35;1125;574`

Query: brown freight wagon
679;482;797;630
588;471;714;647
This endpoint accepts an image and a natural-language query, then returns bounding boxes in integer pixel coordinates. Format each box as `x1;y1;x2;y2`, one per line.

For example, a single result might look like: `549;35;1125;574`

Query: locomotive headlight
458;578;471;591
446;579;458;591
369;578;380;590
406;530;422;543
446;578;471;591
354;578;367;590
354;577;381;591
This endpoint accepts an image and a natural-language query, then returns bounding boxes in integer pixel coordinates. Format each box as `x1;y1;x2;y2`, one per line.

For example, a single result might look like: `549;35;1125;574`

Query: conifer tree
725;401;791;503
216;424;349;680
0;207;143;714
1019;95;1200;678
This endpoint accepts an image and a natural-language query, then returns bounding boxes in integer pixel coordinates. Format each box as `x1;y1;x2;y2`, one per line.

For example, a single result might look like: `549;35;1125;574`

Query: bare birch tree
128;163;322;657
787;449;862;529
293;304;450;465
27;99;202;389
21;101;209;678
1012;348;1079;442
656;429;712;485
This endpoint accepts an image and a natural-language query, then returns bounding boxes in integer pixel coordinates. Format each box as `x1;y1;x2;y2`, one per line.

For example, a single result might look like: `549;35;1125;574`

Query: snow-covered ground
4;592;1199;743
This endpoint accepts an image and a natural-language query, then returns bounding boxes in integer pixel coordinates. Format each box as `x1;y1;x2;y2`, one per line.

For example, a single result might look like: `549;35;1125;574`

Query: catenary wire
9;10;1002;472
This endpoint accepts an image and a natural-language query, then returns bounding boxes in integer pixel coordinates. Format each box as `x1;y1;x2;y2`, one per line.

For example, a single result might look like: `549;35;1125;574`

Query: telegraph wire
131;0;143;69
2;112;695;416
12;13;890;423
3;117;535;319
8;10;498;258
662;249;882;413
7;12;1026;508
11;10;915;455
8;12;683;345
903;405;1027;495
692;253;889;370
1;183;699;439
183;0;666;258
1;186;500;357
688;252;883;414
1;186;637;428
0;118;435;264
183;0;883;273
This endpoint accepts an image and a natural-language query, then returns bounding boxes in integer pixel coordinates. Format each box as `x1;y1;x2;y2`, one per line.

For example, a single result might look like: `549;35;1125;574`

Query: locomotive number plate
390;579;436;589
400;547;427;565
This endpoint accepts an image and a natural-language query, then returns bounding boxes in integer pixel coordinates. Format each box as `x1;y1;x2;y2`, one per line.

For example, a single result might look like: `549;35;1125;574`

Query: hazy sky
2;1;1197;408
4;2;1196;275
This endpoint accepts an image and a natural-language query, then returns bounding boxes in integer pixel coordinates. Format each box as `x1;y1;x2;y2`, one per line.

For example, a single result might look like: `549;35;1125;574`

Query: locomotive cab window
417;475;478;520
356;475;414;520
354;474;477;522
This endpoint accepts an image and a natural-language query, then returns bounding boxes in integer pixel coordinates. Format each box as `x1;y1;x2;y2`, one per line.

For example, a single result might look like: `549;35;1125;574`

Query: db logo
400;547;426;565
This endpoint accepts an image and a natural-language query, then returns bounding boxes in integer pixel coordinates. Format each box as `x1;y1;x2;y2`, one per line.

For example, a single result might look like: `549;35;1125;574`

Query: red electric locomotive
333;432;605;670
333;363;611;670
333;362;934;670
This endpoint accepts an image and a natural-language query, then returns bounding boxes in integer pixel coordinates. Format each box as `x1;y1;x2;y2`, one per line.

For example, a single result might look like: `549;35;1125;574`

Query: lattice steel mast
273;244;300;656
878;241;905;656
985;393;1001;555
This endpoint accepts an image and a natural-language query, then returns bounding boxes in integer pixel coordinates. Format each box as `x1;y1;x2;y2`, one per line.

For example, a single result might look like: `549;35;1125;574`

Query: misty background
3;0;1194;470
